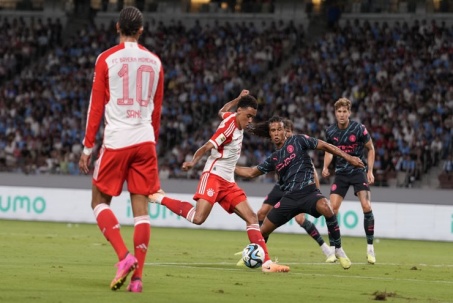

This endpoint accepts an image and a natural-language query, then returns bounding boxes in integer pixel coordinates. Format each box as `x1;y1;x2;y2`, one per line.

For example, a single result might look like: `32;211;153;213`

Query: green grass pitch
0;220;451;303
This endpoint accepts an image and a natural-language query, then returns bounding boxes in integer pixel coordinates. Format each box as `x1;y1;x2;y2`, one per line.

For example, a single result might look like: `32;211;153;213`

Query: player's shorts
93;142;160;197
193;172;247;214
263;184;284;206
266;184;326;228
330;171;370;198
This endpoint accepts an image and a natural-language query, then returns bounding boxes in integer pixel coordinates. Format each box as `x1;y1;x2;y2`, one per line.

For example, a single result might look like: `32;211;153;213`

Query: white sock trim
93;203;110;218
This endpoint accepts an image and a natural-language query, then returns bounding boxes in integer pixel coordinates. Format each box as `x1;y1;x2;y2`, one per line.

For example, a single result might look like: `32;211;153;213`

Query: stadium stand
0;0;451;190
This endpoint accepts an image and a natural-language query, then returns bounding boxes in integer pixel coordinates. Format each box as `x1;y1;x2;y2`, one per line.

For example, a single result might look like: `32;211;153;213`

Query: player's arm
181;141;215;171
151;66;164;143
365;139;375;185
79;57;107;174
218;89;249;118
313;164;321;188
317;140;364;168
235;166;263;179
322;152;334;178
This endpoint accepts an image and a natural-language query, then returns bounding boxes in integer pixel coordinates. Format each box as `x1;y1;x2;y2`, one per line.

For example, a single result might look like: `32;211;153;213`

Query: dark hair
237;95;258;110
118;6;143;36
249;116;284;138
283;118;294;131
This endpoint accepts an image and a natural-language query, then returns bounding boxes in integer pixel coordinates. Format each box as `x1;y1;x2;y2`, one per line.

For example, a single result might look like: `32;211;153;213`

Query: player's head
283;118;294;137
334;97;351;126
236;95;258;130
250;116;286;148
117;6;144;37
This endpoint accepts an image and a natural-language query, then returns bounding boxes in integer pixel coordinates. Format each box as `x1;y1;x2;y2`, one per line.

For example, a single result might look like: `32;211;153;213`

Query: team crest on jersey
207;188;215;197
349;134;356;142
215;134;227;146
286;145;294;153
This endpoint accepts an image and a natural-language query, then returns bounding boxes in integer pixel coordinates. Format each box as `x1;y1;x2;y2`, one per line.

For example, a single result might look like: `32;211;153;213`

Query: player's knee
295;214;305;225
192;214;207;225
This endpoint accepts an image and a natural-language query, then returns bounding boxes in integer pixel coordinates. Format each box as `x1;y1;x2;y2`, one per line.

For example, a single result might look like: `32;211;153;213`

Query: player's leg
149;172;215;225
294;213;332;259
126;143;158;292
314;197;351;269
357;189;375;264
127;194;150;292
257;203;273;242
231;188;289;272
91;148;137;289
327;176;348;254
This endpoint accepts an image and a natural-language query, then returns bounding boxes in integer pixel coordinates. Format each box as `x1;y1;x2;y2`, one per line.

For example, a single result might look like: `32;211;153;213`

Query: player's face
236;106;257;130
335;106;351;127
269;122;286;147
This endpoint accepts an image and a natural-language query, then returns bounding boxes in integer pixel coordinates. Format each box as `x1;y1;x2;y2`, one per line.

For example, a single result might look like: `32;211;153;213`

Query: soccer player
234;116;365;269
251;119;335;262
322;97;376;264
149;90;290;273
79;6;164;292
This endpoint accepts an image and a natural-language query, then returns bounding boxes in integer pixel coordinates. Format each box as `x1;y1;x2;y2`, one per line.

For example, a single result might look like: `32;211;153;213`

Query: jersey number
117;64;155;107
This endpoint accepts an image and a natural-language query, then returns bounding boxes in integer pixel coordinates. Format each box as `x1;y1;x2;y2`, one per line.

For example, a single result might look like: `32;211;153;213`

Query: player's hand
349;156;365;168
321;168;330;178
79;153;91;174
182;161;194;171
367;171;375;185
238;89;249;98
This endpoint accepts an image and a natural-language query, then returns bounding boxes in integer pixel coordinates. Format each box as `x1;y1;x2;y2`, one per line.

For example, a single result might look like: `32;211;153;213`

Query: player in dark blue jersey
254;119;335;263
322;97;376;264
235;116;365;269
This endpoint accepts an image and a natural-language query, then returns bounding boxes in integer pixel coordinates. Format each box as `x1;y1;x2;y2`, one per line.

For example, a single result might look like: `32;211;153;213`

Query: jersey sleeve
83;55;108;148
151;66;164;143
360;124;371;144
209;114;235;149
257;153;276;174
297;134;318;150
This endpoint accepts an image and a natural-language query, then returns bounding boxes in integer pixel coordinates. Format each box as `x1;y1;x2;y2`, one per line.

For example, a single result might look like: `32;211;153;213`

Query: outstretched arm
317;140;365;168
365;139;375;184
218;89;249;118
182;141;215;171
235;166;263;179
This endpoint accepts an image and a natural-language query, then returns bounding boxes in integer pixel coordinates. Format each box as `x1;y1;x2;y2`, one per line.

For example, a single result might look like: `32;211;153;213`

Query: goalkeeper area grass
0;220;451;303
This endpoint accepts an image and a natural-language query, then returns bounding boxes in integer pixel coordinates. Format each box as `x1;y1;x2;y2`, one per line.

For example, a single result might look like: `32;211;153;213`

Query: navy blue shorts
330;171;370;198
263;184;284;206
266;184;326;228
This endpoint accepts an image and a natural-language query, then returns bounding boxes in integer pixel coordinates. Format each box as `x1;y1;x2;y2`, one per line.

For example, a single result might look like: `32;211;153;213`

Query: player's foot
367;250;376;264
261;260;290;273
321;243;336;262
110;253;138;291
148;189;165;204
127;278;143;293
335;248;352;270
325;253;338;263
234;251;246;266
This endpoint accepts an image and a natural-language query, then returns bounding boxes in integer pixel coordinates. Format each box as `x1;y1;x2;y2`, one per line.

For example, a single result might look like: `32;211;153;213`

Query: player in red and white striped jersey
149;90;290;273
79;6;163;292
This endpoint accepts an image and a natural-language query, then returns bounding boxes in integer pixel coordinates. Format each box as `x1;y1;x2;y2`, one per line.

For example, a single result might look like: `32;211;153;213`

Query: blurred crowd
0;15;452;188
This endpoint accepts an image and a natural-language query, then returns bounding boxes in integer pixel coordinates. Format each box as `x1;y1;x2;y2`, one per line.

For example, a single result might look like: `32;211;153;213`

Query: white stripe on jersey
203;114;242;182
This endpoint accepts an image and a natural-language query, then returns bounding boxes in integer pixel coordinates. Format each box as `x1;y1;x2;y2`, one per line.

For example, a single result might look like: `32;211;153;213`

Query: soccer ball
242;243;265;268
